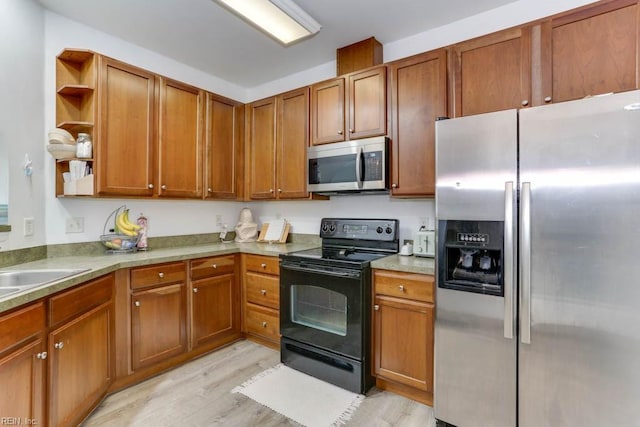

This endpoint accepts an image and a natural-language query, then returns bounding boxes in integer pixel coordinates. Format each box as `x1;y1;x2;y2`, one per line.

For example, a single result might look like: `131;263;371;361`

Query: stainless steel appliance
307;136;389;194
434;90;640;427
280;218;399;393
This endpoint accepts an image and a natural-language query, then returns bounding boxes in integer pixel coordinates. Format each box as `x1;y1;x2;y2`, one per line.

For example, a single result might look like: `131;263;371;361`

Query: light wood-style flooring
82;340;436;426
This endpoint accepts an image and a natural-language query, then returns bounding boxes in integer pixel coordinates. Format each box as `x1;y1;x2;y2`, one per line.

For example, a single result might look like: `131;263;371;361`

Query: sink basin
0;269;89;297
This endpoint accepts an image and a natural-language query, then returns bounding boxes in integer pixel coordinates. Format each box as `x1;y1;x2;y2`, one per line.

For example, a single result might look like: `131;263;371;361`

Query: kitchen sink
0;269;89;297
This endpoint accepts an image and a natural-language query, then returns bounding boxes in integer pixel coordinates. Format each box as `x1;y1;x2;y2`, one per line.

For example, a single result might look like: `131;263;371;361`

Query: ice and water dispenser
437;220;504;296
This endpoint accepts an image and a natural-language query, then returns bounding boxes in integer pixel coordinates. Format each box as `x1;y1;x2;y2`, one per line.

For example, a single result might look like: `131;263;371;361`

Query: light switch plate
23;217;34;237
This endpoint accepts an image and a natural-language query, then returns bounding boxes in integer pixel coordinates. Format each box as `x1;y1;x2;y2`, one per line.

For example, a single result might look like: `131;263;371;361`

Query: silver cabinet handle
373;305;380;311
212;264;217;269
207;188;212;193
148;184;154;189
261;321;267;328
135;301;141;307
54;342;64;349
260;263;267;269
391;183;397;189
544;96;552;103
158;272;164;278
260;289;267;295
504;181;515;340
36;352;47;360
193;287;198;293
278;189;282;193
349;128;354;133
161;184;167;190
521;100;529;106
398;285;405;292
337;130;343;135
520;182;532;344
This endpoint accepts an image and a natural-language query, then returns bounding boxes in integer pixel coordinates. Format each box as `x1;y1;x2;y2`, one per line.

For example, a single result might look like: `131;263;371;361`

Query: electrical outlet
215;214;222;225
23;218;34;237
65;217;84;233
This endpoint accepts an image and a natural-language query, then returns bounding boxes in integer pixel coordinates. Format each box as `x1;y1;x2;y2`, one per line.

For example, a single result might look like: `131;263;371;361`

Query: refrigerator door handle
504;181;515;339
520;181;532;344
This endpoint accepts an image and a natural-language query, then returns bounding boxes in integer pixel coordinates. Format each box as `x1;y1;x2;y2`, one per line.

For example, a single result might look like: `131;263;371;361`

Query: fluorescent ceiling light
216;0;321;45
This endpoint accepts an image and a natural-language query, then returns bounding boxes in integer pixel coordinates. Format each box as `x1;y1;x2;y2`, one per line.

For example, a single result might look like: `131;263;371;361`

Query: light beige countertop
371;254;435;275
0;241;318;314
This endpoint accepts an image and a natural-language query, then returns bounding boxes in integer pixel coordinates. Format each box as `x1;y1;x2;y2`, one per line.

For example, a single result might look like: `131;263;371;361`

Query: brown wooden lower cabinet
242;254;280;348
131;282;187;370
0;302;46;426
372;269;434;406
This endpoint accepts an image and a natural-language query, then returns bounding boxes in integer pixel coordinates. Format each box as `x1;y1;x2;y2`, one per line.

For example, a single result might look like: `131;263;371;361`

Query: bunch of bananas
115;208;141;237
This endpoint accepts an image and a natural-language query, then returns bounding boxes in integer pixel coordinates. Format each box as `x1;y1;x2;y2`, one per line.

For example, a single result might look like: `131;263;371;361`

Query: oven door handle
281;263;361;279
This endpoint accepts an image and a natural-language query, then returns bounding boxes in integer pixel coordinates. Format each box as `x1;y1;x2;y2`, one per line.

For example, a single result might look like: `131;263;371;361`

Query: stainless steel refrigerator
434;90;640;427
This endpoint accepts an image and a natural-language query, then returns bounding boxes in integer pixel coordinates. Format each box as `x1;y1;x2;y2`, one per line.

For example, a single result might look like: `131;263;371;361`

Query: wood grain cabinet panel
537;0;640;105
246;96;277;199
204;93;244;199
0;303;46;426
97;57;156;197
49;303;112;427
451;27;532;116
242;254;281;348
158;78;204;198
131;283;187;370
311;78;346;144
389;49;447;197
372;269;434;406
190;274;237;349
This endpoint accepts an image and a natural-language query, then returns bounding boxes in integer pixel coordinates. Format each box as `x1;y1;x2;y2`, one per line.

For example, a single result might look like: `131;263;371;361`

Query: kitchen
1;0;638;426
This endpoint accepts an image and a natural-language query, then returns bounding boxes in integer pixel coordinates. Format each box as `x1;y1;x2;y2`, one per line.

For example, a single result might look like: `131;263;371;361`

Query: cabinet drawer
245;303;279;341
190;255;235;280
245;272;279;309
49;274;113;327
0;302;45;354
131;262;186;290
373;270;434;303
245;255;279;276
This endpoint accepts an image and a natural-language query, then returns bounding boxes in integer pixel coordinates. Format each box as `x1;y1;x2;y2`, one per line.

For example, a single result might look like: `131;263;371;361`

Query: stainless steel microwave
307;136;389;194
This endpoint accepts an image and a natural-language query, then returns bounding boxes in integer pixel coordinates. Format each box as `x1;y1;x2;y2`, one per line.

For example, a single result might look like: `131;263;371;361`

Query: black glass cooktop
285;247;390;264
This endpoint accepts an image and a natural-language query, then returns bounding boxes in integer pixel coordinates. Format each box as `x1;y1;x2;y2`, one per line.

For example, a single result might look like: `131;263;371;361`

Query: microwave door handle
355;147;364;189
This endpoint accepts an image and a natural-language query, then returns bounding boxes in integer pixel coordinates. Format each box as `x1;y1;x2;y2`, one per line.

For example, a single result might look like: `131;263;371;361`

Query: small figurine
136;213;148;250
234;208;258;243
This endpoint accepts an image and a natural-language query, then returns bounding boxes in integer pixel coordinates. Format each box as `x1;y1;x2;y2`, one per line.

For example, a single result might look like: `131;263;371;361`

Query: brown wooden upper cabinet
204;94;244;200
450;27;532;117
535;0;640;105
311;65;387;145
157;78;205;198
389;49;447;197
97;57;156;197
246;87;310;200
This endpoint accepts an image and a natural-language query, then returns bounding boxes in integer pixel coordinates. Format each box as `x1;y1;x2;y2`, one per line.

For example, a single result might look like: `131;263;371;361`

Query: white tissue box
64;174;94;196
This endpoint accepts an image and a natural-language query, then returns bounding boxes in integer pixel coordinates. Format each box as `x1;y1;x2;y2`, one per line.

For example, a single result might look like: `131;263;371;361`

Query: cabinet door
348;66;387;139
311;78;345;145
374;295;433;392
205;93;243;199
276;87;310;199
0;339;46;425
247;97;277;199
98;57;156;197
158;78;204;198
538;0;640;105
190;273;238;349
389;50;447;197
451;27;532;116
49;303;112;427
131;284;186;370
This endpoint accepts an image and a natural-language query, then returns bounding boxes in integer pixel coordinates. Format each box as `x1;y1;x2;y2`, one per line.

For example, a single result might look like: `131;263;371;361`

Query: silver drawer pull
212;264;217;269
158;272;164;278
398;285;405;292
261;321;267;328
36;352;47;360
374;305;380;311
193;288;198;293
135;301;141;307
260;263;267;268
54;342;64;350
260;289;267;295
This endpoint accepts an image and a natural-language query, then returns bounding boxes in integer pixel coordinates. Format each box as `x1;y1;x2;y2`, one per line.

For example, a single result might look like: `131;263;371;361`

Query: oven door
280;260;366;359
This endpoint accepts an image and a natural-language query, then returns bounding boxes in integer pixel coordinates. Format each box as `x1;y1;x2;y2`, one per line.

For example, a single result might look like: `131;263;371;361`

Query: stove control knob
376;226;383;234
329;224;336;232
385;226;393;234
321;224;329;233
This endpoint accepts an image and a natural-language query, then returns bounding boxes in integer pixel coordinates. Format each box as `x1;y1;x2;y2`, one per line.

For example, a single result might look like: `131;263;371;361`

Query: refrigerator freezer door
435;110;517;427
519;90;640;426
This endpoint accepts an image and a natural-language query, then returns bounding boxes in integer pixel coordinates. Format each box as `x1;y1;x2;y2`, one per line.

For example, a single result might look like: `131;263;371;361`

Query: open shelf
57;85;94;96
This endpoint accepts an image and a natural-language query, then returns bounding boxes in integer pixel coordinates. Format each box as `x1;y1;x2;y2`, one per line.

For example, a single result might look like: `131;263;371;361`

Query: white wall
2;0;599;251
0;0;45;250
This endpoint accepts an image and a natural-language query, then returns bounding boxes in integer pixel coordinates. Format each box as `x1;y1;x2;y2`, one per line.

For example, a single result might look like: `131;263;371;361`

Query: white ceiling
37;0;517;88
